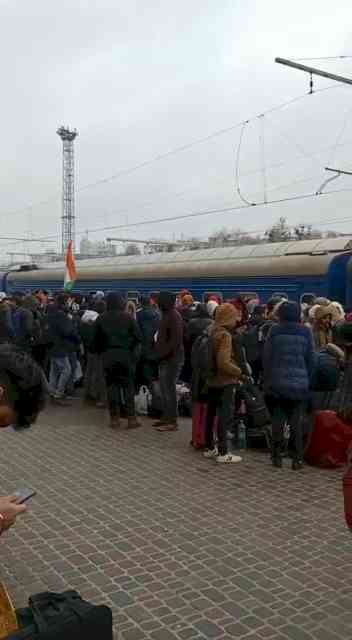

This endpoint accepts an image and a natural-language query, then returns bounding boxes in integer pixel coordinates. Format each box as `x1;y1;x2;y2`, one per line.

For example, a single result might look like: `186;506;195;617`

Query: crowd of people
0;286;350;473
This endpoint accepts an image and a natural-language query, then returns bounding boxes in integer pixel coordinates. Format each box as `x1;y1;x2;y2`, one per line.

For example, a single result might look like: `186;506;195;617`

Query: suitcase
191;402;218;449
304;410;352;468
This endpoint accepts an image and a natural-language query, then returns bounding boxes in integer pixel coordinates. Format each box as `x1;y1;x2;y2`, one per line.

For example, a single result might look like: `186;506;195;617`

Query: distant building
80;237;116;257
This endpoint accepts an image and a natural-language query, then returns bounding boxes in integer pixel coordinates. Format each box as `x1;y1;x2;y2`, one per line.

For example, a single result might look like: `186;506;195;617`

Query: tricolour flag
64;240;77;293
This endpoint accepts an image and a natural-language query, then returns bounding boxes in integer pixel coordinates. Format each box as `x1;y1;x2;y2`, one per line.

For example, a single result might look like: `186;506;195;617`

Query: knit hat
182;294;194;306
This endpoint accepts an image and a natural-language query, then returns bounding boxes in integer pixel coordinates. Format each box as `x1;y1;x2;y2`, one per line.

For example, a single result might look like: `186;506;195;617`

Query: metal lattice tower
56;126;78;254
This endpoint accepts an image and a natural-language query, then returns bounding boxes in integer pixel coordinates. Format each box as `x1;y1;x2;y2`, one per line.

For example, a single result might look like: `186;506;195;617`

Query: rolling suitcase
191;402;218;449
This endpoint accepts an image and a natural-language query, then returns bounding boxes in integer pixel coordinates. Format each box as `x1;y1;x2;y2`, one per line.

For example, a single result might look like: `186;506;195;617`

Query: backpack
191;331;214;381
310;349;339;392
241;325;262;364
10;589;113;639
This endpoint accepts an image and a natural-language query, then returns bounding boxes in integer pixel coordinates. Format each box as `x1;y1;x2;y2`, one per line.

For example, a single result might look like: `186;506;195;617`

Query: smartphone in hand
14;488;36;504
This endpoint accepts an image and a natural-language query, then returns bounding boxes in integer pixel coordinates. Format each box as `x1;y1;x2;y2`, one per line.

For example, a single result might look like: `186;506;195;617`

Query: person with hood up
136;295;160;388
203;303;243;463
91;292;141;429
154;291;184;432
263;301;314;470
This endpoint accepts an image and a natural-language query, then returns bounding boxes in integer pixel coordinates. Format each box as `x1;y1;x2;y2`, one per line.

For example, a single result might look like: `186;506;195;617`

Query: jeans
266;395;305;461
159;356;184;423
205;385;235;455
66;352;78;395
49;356;71;397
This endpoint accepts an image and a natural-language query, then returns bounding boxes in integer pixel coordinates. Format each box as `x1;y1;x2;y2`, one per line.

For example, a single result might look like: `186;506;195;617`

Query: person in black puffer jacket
136;295;160;389
91;292;141;429
263;301;314;470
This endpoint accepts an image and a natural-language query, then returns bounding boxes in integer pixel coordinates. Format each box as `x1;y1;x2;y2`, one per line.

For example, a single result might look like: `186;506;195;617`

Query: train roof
7;236;352;284
14;236;352;272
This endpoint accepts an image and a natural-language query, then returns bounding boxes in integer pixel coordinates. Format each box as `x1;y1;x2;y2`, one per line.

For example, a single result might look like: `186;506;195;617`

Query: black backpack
191;331;214;381
10;590;113;640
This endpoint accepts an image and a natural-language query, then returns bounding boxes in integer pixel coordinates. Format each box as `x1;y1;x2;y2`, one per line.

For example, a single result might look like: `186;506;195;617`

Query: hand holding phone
14;488;36;504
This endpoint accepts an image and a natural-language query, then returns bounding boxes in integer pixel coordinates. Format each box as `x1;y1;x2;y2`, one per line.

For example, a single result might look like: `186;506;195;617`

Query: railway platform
0;402;350;640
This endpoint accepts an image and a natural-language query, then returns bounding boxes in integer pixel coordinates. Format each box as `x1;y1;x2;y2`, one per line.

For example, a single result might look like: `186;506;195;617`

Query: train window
273;291;288;300
203;292;223;304
238;292;259;303
127;291;140;305
300;293;316;305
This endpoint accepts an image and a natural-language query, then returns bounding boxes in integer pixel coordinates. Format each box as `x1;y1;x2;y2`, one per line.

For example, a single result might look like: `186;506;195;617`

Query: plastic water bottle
237;419;247;450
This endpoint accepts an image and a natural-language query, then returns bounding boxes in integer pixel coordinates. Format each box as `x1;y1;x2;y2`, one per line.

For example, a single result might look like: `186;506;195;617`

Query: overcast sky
1;0;352;258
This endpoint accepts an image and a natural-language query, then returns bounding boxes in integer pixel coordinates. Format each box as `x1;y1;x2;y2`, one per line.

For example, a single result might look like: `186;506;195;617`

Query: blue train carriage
5;236;352;306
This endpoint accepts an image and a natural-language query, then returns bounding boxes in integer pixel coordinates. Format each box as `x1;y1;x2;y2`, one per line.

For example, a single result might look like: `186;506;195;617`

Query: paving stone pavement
0;402;351;640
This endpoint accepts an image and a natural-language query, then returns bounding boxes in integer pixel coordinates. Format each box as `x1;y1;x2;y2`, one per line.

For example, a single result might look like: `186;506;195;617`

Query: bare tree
265;217;292;243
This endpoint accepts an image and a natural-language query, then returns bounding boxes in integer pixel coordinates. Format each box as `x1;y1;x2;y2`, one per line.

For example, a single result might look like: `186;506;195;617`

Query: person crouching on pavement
263;301;314;470
154;292;184;432
203;303;243;464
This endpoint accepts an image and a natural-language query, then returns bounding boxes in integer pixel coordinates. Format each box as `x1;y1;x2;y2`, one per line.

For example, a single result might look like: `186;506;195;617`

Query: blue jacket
263;304;314;400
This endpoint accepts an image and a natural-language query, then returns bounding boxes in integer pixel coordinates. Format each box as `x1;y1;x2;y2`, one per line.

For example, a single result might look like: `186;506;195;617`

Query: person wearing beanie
263;301;314;470
203;303;243;464
154;292;184;431
91;292;142;429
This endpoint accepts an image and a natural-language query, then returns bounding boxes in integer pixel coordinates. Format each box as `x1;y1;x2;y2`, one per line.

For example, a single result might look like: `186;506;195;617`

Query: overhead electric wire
0;82;346;225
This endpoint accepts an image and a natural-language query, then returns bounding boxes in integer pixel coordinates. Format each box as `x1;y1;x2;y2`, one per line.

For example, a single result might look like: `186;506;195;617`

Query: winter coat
0;304;14;343
13;306;35;350
137;307;160;360
207;303;242;388
263;302;314;400
156;292;184;362
91;310;141;383
47;306;80;358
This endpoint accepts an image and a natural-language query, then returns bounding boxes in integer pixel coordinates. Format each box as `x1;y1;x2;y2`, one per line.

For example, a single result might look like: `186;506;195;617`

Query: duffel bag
9;590;113;640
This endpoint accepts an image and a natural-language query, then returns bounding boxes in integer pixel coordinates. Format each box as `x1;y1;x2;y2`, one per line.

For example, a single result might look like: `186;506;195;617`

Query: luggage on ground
9;590;113;640
191;402;218;449
304;410;352;468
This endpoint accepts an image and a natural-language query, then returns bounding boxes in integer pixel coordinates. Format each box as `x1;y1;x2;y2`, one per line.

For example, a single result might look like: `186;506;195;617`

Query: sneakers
203;447;218;459
216;453;242;464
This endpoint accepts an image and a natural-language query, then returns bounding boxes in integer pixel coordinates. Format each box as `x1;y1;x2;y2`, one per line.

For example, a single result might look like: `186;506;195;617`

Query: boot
292;459;304;471
127;416;141;429
109;410;120;429
271;443;283;468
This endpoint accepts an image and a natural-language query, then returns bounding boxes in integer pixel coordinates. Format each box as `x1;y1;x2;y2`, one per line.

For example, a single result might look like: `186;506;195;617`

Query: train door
327;253;352;306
